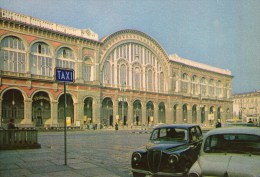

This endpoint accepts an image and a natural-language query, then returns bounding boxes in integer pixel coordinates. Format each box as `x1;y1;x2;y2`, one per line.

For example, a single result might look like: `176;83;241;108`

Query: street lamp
120;82;126;125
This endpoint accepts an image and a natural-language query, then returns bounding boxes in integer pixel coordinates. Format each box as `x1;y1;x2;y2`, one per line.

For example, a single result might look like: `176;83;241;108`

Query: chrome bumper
132;168;185;176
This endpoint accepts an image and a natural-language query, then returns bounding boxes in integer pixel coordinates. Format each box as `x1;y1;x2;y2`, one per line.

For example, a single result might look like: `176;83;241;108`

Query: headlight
168;154;178;164
188;172;200;177
132;152;142;163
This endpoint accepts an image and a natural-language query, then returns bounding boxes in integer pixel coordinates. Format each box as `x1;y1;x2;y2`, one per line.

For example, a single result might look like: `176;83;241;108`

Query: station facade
0;8;233;128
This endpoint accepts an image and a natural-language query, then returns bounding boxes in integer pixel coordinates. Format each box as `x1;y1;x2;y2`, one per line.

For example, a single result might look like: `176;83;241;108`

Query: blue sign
55;68;74;83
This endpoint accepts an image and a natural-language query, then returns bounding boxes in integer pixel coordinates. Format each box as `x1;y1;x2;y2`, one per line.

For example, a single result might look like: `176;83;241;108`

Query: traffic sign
55;68;74;83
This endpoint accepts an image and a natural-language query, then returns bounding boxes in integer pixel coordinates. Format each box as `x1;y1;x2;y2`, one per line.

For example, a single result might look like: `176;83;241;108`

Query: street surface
0;129;150;177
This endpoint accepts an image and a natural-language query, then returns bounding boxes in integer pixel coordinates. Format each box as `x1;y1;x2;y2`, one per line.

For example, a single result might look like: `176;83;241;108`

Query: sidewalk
0;129;138;177
0;148;125;177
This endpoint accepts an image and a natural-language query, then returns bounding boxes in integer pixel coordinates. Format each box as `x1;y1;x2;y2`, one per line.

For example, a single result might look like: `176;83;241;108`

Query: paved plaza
0;128;150;177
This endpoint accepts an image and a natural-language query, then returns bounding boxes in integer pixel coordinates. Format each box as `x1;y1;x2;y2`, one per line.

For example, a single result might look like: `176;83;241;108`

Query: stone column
141;101;146;125
22;98;33;125
0;98;2;127
166;105;173;124
113;100;119;124
93;99;101;124
188;109;192;124
128;101;133;125
176;106;182;123
74;102;84;125
51;100;58;126
154;103;158;124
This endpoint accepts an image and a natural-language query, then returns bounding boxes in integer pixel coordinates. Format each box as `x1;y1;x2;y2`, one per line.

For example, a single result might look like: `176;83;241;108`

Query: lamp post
120;82;126;125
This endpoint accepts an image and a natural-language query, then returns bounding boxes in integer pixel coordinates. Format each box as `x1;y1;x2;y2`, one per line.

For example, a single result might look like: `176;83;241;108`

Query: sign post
55;68;74;166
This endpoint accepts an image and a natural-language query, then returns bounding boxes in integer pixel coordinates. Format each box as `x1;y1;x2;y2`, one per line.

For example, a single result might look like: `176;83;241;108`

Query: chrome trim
132;168;185;177
188;172;200;177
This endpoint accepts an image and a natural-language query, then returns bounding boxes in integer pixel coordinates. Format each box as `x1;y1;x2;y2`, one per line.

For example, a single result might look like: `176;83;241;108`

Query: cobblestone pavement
0;129;150;177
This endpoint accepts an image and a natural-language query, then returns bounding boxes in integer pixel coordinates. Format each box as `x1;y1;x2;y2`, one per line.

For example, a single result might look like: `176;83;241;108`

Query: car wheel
184;162;192;174
133;172;145;177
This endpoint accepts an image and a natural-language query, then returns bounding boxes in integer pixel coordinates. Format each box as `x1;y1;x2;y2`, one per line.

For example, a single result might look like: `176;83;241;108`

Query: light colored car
188;127;260;177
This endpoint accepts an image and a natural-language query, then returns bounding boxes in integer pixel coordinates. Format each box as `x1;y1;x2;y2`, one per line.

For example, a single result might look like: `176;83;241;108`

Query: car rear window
150;128;188;141
204;133;260;155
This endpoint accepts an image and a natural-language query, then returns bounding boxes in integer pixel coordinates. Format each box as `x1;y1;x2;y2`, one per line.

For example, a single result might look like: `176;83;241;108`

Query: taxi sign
55;68;74;83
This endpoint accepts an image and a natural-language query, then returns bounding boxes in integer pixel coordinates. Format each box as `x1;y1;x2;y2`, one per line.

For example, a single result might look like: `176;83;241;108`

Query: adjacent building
233;90;260;123
0;8;233;128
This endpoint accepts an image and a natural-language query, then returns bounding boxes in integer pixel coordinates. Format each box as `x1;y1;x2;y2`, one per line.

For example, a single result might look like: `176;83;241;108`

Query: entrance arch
158;102;165;123
182;104;188;123
58;94;74;125
84;97;93;124
133;100;142;125
118;99;128;125
173;104;178;123
2;89;24;123
146;101;154;125
32;91;51;126
192;105;197;123
102;98;113;126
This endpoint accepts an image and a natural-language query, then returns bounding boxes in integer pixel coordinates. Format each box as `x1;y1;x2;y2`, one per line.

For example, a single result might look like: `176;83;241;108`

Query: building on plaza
233;90;260;123
0;8;233;128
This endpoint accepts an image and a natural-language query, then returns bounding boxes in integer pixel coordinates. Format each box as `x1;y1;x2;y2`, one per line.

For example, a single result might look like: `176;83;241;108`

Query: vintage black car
131;124;203;177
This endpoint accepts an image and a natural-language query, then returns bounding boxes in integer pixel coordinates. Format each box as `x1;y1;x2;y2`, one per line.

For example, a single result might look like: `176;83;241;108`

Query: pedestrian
8;118;16;129
115;122;119;131
215;119;222;128
248;119;253;123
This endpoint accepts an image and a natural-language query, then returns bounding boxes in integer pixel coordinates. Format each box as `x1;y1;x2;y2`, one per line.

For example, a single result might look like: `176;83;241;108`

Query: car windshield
150;128;188;141
204;133;260;155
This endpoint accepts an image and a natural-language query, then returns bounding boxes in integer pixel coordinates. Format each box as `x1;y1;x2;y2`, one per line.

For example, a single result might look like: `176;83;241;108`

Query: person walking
115;122;119;131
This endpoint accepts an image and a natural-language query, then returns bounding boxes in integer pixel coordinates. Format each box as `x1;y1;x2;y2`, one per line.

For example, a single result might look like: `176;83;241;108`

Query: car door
189;126;203;160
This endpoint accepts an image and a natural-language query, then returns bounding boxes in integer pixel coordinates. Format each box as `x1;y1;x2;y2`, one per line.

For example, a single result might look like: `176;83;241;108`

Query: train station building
0;8;233;128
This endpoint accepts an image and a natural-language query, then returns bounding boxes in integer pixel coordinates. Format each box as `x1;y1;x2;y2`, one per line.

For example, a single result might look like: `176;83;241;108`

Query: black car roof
154;124;199;129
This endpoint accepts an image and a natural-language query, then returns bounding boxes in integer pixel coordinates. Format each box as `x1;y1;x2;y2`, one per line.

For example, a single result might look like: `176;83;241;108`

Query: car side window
151;129;159;140
190;127;198;142
195;126;203;140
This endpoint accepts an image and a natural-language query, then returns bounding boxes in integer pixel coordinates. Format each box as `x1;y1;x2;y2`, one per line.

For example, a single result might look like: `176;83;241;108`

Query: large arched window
159;72;164;92
200;77;207;96
209;79;215;96
181;73;189;93
56;47;75;69
30;42;52;76
147;69;153;91
133;66;141;89
216;80;222;97
0;36;25;73
119;63;127;85
191;75;199;95
83;56;92;81
103;61;111;84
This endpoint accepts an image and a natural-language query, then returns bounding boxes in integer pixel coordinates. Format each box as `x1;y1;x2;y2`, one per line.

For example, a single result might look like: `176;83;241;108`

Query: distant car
223;122;256;127
131;124;203;177
188;127;260;177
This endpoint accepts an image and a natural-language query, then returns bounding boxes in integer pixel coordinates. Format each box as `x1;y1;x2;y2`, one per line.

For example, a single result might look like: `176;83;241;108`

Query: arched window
119;64;126;85
133;66;141;89
191;75;198;95
182;73;189;93
200;77;207;96
83;57;92;81
147;69;153;91
159;72;164;92
216;80;222;97
30;42;52;76
209;79;215;96
0;36;25;73
56;47;75;69
103;61;110;84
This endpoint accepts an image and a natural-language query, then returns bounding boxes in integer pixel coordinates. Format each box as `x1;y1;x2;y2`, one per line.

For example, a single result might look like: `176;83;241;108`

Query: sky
1;0;259;93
